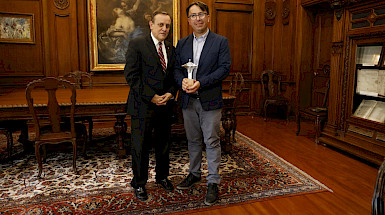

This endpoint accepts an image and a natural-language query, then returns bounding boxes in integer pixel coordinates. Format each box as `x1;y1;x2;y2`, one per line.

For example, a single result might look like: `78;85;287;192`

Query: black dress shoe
156;178;174;191
204;183;218;206
176;173;201;190
134;186;148;201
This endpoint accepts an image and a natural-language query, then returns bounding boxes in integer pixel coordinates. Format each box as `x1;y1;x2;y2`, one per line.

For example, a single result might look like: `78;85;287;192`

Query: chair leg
264;103;268;121
72;139;77;174
88;118;93;142
82;126;88;158
5;130;13;159
35;143;43;178
286;104;290;123
296;113;301;136
42;145;47;163
315;116;321;145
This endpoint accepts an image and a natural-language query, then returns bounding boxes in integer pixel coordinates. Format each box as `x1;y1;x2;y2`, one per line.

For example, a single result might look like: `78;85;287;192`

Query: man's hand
185;81;200;94
182;78;190;91
151;94;163;105
156;92;173;106
151;93;173;106
182;78;200;94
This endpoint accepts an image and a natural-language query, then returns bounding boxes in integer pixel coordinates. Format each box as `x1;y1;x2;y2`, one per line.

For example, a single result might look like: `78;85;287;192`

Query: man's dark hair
152;11;170;22
186;1;209;17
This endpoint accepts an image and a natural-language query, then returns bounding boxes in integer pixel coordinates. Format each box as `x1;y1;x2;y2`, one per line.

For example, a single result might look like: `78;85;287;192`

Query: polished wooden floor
183;115;378;215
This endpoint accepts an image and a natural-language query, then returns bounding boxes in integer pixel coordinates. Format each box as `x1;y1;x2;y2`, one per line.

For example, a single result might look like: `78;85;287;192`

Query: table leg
222;109;234;153
19;120;34;153
114;115;127;158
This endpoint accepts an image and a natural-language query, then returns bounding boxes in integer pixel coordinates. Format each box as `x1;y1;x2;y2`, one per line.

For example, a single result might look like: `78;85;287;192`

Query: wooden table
0;86;130;157
0;87;236;155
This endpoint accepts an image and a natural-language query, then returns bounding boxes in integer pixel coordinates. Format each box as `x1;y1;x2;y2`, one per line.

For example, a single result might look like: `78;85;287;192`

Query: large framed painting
0;12;35;44
88;0;179;71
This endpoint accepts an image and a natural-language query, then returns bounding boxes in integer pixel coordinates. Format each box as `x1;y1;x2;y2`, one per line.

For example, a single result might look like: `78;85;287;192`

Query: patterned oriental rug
0;128;331;214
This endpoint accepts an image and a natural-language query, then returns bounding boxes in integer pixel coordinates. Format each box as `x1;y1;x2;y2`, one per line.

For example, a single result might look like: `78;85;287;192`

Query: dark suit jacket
124;34;177;117
174;30;231;111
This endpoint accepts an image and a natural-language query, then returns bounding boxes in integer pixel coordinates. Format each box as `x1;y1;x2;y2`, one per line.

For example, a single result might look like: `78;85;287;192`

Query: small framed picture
0;12;35;44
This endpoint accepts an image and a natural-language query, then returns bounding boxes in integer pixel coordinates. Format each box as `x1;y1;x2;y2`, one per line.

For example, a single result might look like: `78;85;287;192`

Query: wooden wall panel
215;9;253;73
214;3;254;113
47;0;79;77
313;10;333;70
0;0;44;78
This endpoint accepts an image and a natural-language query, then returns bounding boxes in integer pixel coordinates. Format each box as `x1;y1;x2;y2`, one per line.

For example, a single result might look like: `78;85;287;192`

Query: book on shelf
356;69;385;97
353;99;385;123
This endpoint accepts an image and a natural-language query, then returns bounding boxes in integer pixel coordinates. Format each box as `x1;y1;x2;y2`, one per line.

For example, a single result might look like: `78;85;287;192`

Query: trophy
182;59;197;88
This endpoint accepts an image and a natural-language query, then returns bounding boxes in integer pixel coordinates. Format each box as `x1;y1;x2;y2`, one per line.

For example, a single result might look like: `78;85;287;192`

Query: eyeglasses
188;12;207;20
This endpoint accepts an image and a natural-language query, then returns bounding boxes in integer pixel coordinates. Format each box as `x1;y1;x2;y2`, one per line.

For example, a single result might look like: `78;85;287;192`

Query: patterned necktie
158;42;166;73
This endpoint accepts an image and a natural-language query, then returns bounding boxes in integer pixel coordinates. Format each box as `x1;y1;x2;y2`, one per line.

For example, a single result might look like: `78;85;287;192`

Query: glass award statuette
182;59;198;88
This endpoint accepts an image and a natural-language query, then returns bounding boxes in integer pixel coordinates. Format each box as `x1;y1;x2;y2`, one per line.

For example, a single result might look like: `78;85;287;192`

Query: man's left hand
186;81;200;94
157;92;173;106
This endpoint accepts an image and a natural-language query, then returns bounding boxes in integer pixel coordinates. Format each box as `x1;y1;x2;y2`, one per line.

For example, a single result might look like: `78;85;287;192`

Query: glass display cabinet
319;1;385;165
352;44;385;124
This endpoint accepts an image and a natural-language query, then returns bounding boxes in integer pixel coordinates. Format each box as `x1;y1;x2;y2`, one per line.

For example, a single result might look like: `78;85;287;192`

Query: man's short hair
186;1;209;17
151;11;170;22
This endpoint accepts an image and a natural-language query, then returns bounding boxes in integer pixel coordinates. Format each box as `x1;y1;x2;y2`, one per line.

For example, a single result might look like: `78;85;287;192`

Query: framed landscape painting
88;0;179;71
0;13;35;44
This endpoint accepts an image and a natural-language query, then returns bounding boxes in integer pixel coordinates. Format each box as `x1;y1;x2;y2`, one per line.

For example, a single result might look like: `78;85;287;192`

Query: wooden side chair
228;72;244;142
26;77;87;177
261;70;290;122
60;71;94;142
296;66;330;144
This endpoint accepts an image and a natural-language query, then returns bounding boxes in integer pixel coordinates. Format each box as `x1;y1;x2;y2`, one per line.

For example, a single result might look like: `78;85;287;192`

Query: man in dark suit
124;11;176;201
174;1;231;206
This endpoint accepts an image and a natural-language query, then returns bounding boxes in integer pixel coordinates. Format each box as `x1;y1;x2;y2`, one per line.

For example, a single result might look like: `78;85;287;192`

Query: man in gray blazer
174;1;231;206
124;11;177;201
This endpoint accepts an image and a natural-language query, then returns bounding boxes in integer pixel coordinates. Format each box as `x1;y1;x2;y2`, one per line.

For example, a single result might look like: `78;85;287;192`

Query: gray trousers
182;97;222;184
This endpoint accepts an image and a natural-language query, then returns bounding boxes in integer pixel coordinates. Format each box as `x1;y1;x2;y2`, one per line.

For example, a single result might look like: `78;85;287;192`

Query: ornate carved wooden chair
261;70;290;122
61;71;94;142
228;72;244;142
296;67;330;144
26;77;87;177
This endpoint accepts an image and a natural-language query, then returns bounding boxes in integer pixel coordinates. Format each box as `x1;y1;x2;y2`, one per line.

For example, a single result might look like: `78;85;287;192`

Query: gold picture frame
0;12;35;44
87;0;179;71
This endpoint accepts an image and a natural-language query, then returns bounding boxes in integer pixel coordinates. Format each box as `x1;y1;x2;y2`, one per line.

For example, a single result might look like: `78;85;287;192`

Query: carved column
324;0;346;136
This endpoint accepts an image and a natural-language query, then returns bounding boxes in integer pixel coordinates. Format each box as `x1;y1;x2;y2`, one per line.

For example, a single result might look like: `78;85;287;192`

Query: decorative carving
332;42;344;55
54;0;69;10
367;12;378;24
282;0;290;25
265;0;276;26
323;65;331;76
330;0;345;21
340;39;351;132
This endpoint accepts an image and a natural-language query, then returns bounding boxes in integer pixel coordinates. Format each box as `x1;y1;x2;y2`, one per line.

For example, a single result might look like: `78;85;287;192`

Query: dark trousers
130;112;172;188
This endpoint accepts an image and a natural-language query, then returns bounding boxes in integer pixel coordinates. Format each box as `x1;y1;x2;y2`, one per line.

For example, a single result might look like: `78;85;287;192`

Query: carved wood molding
54;0;70;10
265;0;276;26
282;0;290;25
340;38;351;132
332;42;344;55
